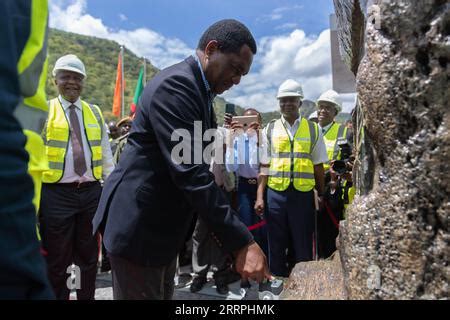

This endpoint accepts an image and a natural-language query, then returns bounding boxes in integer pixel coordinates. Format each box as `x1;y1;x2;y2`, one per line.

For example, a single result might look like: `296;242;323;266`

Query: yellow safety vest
43;98;104;183
11;0;49;240
267;118;319;192
323;122;348;171
13;0;49;204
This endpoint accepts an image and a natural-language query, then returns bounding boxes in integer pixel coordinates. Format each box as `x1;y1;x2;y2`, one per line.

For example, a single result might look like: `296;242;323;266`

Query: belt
239;177;258;185
57;181;100;189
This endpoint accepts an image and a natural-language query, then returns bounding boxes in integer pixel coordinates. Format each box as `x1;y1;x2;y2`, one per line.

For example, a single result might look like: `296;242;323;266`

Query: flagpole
121;45;125;119
143;56;147;85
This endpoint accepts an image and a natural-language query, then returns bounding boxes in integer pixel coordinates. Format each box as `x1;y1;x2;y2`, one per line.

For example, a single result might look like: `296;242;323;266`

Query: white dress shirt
57;96;114;183
225;131;260;179
262;116;329;166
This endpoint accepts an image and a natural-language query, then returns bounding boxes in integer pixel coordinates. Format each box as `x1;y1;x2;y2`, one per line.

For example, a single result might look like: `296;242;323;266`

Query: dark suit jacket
93;56;253;267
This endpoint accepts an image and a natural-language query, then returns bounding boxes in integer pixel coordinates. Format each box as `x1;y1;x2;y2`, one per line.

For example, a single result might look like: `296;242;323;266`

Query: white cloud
48;1;351;114
258;5;304;22
119;14;128;22
275;23;299;31
48;0;194;69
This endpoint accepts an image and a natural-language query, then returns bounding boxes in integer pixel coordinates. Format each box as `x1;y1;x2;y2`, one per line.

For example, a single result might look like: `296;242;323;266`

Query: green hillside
46;28;158;121
47;28;343;127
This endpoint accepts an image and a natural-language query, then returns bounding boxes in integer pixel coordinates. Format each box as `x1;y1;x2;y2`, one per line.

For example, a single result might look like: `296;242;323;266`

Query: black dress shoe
216;282;229;295
240;279;251;288
190;277;207;293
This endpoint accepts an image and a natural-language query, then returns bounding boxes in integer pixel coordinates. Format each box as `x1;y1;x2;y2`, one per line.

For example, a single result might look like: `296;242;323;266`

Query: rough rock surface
341;0;450;299
285;0;449;300
281;252;347;300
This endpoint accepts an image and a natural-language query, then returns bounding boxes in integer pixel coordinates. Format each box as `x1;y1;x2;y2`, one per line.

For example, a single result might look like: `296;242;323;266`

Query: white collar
281;115;301;127
319;121;335;132
59;95;82;110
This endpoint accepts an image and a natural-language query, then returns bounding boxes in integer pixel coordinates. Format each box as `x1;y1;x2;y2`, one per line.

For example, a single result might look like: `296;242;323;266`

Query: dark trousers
318;190;343;259
109;254;176;300
39;182;101;300
266;186;314;277
237;178;268;256
191;218;232;285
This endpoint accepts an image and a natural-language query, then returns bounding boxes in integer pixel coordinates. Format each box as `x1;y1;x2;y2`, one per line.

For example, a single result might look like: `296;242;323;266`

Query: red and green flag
130;66;144;114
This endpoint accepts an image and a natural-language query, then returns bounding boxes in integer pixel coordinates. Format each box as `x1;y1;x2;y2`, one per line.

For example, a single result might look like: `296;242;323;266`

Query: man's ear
204;40;219;59
54;78;58;86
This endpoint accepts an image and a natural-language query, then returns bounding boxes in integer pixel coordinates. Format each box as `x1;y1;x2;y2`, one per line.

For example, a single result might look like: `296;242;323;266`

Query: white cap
276;79;304;99
52;54;86;78
308;111;318;120
317;90;342;113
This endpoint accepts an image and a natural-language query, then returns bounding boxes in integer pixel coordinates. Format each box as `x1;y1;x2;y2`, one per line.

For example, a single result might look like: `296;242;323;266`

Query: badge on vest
87;123;99;128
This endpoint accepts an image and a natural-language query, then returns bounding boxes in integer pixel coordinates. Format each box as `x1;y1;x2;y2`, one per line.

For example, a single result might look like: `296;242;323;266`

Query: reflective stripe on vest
267;118;318;192
43;98;103;183
17;0;48;102
323;122;347;171
13;0;49;134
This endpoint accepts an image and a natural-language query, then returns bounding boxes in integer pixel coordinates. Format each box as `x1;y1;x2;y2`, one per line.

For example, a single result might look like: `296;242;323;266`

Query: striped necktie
69;104;87;176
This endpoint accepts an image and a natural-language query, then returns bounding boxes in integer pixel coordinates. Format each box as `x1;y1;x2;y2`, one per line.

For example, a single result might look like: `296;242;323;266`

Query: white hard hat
317;90;342;113
52;54;86;78
276;79;304;99
308;111;318;120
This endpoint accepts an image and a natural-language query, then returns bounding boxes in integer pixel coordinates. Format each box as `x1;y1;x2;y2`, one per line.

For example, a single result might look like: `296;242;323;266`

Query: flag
130;66;144;114
112;51;124;117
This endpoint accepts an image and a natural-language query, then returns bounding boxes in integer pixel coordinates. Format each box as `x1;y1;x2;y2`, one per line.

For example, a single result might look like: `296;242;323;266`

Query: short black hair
197;19;257;55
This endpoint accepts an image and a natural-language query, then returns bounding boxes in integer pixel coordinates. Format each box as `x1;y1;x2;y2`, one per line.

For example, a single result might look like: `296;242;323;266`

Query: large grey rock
281;253;347;300
285;0;448;300
340;0;450;299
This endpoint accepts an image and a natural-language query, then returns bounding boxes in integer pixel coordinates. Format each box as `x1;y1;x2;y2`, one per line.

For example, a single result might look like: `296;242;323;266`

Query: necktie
69;105;87;177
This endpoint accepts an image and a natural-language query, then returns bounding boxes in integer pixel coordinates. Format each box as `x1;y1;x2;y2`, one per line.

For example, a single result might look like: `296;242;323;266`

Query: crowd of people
1;0;355;300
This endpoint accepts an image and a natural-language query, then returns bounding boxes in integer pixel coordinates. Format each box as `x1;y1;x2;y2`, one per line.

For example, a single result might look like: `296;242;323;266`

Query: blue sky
49;0;356;113
86;0;335;47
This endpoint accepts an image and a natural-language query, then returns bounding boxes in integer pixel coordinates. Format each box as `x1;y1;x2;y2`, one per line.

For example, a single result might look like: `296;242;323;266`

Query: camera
331;139;352;175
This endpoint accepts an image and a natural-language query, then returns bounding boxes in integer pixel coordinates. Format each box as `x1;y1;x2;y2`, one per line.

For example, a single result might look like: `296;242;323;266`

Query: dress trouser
266;186;314;277
39;182;101;300
109;254;177;300
191;218;232;285
237;177;268;256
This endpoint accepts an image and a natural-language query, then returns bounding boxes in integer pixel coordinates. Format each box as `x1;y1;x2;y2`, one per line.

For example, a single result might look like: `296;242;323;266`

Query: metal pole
121;45;125;119
143;56;147;85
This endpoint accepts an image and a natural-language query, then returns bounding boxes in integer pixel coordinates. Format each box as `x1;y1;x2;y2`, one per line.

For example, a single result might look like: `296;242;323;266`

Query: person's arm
311;130;328;207
254;174;268;216
148;76;270;282
100;122;115;180
255;126;270;216
314;163;325;196
148;76;252;253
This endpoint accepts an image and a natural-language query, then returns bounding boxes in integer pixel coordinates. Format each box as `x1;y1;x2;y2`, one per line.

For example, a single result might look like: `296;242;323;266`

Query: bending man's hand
234;241;271;283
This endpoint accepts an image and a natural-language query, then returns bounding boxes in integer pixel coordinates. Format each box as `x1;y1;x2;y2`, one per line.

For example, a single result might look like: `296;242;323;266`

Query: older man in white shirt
39;54;114;300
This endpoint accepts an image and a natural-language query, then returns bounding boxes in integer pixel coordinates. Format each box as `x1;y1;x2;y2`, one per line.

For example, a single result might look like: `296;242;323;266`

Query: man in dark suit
93;19;270;300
